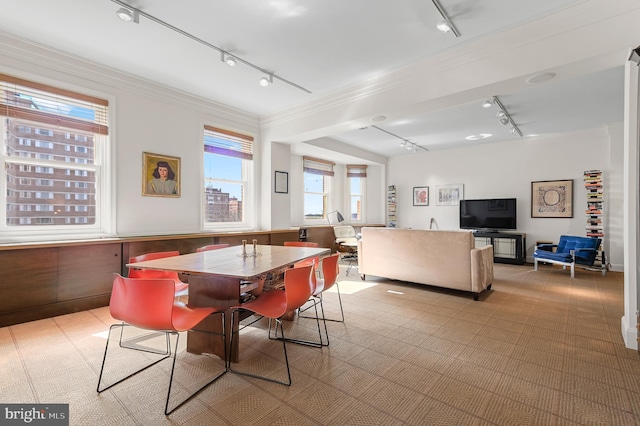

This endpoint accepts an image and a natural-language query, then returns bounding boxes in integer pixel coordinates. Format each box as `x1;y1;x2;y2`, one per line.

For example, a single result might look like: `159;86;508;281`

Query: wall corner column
622;56;639;350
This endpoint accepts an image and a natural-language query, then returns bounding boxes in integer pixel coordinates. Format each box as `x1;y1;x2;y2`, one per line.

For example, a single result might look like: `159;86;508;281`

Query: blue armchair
533;235;606;278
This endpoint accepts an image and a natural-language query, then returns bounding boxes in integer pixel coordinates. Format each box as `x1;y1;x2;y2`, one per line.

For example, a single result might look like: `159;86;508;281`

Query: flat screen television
459;198;517;231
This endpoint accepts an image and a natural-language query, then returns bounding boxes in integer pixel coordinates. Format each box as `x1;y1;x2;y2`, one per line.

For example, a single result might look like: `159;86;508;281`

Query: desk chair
128;251;188;296
228;265;314;386
97;274;227;415
333;225;359;276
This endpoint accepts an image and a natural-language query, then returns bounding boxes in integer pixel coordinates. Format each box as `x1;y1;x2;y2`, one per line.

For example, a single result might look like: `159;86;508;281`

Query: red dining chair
300;253;344;329
97;274;227;415
196;243;230;252
284;241;320;268
128;251;189;296
228;264;315;386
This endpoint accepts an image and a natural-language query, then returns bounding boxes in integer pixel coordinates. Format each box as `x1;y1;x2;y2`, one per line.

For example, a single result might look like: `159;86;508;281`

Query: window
203;126;254;229
303;156;334;222
0;72;109;237
34;140;53;149
347;165;367;222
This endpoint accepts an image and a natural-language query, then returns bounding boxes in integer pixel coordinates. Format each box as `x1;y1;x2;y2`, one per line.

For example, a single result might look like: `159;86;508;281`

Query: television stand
473;231;526;265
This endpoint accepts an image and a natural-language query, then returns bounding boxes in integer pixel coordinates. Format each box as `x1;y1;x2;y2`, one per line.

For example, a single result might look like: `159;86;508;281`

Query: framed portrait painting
531;179;573;218
142;152;181;197
436;184;464;206
413;186;429;206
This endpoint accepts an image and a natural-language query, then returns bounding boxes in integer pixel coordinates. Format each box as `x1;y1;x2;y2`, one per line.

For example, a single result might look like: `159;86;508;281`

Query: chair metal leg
165;312;227;415
98;312;228;416
270;298;328;347
228;310;292;386
97;324;171;394
117;324;171;355
299;283;344;323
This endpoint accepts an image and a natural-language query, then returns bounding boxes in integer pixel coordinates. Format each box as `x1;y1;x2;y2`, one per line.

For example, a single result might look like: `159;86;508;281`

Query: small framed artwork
142;152;180;197
531;179;573;218
436;184;464;206
413;186;429;206
275;171;288;194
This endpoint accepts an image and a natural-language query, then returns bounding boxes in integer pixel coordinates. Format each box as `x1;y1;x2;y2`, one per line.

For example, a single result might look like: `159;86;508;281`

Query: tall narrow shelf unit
387;185;397;228
584;170;603;238
584;170;608;272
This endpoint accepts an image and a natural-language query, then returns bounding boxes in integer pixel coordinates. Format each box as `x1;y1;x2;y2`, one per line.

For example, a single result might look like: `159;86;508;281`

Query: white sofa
357;227;494;300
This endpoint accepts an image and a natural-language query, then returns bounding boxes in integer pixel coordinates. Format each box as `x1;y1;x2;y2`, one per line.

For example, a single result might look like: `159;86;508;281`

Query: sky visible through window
204;153;242;199
304;173;324;217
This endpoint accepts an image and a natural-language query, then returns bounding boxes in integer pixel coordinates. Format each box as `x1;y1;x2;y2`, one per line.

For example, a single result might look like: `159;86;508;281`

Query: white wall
387;127;624;269
1;34;261;238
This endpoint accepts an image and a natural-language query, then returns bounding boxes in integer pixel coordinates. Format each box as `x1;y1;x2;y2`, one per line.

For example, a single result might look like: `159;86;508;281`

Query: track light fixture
482;99;493;108
109;0;311;94
431;0;460;37
489;96;523;137
116;7;139;23
259;75;273;87
221;52;237;67
436;20;452;33
370;125;428;153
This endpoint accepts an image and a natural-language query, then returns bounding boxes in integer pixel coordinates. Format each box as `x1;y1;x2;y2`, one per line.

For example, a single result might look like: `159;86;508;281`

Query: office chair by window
332;225;359;276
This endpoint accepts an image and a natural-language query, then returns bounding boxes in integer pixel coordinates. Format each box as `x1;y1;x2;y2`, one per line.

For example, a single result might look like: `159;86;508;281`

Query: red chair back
284;265;314;312
110;274;176;330
128;251;181;281
320;253;340;292
196;244;230;252
284;241;319;247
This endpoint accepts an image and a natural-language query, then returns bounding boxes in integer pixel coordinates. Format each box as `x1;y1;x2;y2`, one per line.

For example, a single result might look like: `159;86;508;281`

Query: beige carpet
1;262;639;425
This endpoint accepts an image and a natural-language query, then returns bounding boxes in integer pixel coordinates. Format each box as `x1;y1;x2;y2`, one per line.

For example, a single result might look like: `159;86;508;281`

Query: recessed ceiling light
482;99;493;108
526;72;556;85
371;115;387;122
465;134;492;141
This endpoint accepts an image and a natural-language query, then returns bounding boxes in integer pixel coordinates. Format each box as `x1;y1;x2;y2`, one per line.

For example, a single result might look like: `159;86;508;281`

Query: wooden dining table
126;244;329;362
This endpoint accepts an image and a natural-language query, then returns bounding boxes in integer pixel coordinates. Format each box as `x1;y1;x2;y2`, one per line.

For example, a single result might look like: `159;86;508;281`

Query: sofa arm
471;245;494;293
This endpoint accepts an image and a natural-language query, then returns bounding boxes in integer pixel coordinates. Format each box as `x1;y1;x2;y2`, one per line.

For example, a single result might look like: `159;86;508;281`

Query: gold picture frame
531;179;572;218
142;152;181;197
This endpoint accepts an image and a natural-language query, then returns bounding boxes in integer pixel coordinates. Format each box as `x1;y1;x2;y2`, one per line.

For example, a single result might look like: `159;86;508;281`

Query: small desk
127;244;329;362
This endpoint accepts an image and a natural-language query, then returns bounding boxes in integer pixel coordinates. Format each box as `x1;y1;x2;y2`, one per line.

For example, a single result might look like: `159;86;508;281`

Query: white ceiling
0;0;636;160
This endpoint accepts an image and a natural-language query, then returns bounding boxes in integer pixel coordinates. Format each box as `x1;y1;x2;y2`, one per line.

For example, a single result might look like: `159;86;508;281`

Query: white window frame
346;164;367;223
202;125;256;231
302;156;334;225
0;72;112;242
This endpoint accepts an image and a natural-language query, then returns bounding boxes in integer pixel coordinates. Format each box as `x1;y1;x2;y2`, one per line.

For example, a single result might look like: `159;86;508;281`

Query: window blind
0;73;109;135
303;156;335;176
204;125;253;160
347;164;367;178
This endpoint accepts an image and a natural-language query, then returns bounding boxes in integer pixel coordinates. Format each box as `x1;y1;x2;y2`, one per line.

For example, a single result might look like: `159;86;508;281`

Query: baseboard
621;315;638;350
0;295;110;327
